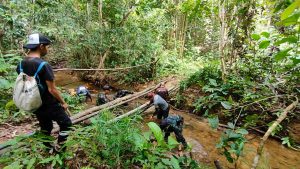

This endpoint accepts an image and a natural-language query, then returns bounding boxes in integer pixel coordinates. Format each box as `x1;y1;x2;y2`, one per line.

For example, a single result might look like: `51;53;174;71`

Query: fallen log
0;83;176;154
53;60;158;72
70;81;164;121
107;102;151;124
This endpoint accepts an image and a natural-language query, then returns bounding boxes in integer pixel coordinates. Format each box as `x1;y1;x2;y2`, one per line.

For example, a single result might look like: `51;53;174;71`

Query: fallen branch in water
250;98;298;169
214;160;223;169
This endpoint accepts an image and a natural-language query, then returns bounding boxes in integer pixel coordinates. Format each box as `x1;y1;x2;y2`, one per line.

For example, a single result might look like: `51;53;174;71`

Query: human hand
61;102;69;110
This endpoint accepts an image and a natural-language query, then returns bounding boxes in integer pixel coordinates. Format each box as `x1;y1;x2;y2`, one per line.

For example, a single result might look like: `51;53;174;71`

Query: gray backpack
13;61;47;112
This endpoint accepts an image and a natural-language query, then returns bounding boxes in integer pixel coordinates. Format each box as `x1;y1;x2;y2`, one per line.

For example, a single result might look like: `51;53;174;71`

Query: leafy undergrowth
176;60;299;165
0;111;210;169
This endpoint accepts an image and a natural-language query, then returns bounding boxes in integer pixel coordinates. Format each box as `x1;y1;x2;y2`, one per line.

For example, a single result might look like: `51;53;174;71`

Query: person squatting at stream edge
155;83;169;101
147;92;170;121
160;115;188;149
76;85;92;102
17;33;72;151
114;89;133;106
96;84;111;106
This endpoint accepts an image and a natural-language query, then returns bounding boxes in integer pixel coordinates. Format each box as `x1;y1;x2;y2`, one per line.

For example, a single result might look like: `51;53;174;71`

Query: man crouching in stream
147;92;188;149
147;92;170;123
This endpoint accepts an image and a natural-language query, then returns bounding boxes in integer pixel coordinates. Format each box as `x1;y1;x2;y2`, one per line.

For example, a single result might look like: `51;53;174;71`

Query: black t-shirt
16;57;59;105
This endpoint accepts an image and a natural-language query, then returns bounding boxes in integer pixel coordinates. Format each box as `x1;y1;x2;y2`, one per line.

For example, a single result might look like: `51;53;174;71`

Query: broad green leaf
274;36;298;45
26;158;36;169
261;32;270;38
39;156;55;164
208;116;219;129
147;122;164;146
277;12;300;26
274;48;292;61
237;141;245;156
170;156;180;169
167;136;179;149
281;137;291;147
3;162;23;169
209;78;218;86
224;151;234;163
227;122;234;129
281;0;300;20
251;34;260;40
161;158;172;166
236;128;248;135
143;131;151;141
221;101;232;109
291;57;300;65
259;40;270;49
0;79;11;89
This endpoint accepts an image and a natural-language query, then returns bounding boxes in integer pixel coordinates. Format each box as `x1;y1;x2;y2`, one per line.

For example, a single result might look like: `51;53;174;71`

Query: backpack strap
19;61;23;73
34;62;47;78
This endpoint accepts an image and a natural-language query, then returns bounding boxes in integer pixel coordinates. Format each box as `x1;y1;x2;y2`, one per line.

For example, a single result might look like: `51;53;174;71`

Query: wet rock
186;138;209;163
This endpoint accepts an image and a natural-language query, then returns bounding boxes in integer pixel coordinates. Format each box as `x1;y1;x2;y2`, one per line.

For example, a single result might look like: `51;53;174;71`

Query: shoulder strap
34;61;47;78
19;61;23;73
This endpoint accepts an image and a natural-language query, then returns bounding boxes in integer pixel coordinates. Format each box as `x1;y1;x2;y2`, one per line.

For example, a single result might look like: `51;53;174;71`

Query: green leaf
251;34;260;40
147;122;164;146
281;137;291;147
208;116;219;129
170;156;180;169
274;36;298;45
281;0;300;20
236;128;248;135
228;122;234;129
277;12;300;26
291;57;300;65
259;40;270;49
261;32;270;38
3;162;23;169
209;78;218;86
274;48;292;61
221;101;232;110
224;151;234;163
26;158;36;169
39;157;55;164
161;158;172;166
167;136;179;149
0;79;11;89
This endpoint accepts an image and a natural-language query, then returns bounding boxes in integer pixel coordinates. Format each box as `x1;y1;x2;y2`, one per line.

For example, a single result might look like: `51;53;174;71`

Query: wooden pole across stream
0;81;173;153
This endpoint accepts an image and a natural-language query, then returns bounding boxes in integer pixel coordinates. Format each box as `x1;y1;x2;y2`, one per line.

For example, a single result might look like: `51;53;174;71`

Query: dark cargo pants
35;103;72;145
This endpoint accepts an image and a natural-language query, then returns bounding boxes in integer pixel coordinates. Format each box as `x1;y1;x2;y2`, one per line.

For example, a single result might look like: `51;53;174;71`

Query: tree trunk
87;0;94;23
219;0;227;82
179;14;188;58
98;0;103;25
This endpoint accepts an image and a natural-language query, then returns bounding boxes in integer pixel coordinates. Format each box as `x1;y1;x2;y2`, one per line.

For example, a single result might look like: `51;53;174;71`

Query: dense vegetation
1;112;208;168
0;0;299;168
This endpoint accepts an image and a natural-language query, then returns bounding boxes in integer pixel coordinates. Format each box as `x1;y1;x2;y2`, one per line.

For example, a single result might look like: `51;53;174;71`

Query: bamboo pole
70;81;163;120
250;99;298;169
53;60;157;72
0;82;169;153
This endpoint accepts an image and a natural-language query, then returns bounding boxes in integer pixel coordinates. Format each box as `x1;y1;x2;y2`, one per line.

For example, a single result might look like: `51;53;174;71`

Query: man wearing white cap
16;33;72;150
